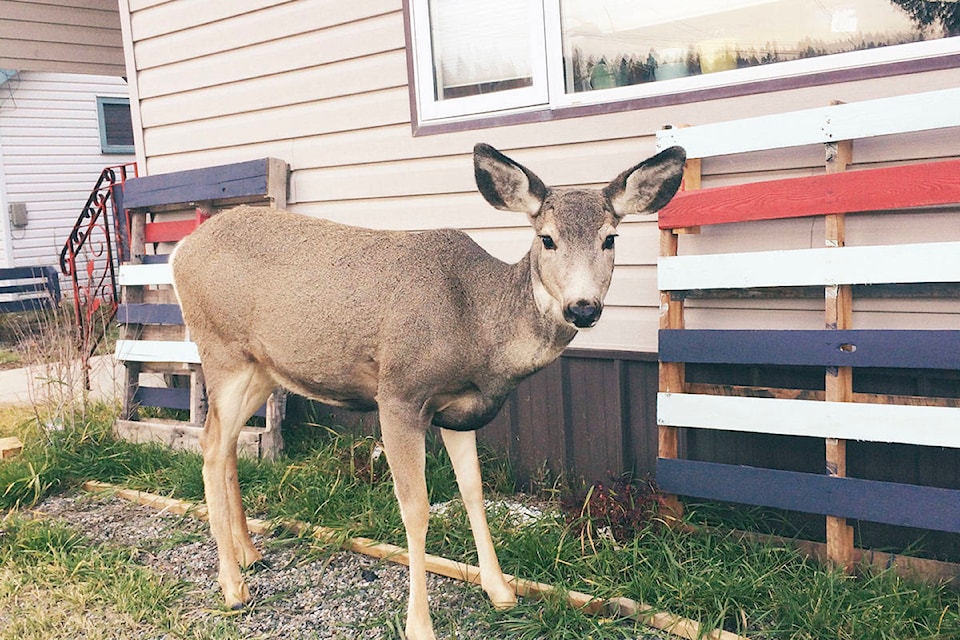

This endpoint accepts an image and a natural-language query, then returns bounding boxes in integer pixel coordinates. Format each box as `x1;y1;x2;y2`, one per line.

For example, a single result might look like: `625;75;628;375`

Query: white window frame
409;0;550;121
408;0;960;128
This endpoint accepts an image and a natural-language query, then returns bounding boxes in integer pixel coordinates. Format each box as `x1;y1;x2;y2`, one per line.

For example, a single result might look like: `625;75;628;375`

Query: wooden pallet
114;158;288;459
655;87;960;570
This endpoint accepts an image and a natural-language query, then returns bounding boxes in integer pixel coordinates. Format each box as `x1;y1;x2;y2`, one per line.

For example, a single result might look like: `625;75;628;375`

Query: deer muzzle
564;299;602;328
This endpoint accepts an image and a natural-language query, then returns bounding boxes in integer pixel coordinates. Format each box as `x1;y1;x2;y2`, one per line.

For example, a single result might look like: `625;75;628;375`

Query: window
96;96;134;154
408;0;960;129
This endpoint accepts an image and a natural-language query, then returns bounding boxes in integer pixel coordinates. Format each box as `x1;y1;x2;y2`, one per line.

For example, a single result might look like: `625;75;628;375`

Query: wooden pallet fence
655;88;960;569
114;158;288;459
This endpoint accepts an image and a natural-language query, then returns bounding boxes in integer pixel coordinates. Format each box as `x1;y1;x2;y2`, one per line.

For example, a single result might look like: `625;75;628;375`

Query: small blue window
96;96;134;154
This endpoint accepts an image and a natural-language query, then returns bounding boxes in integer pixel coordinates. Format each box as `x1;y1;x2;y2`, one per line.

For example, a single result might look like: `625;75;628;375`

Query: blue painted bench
0;266;61;313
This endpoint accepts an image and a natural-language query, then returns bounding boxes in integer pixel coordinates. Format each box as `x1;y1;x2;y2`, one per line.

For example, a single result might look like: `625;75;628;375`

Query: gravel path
31;492;496;639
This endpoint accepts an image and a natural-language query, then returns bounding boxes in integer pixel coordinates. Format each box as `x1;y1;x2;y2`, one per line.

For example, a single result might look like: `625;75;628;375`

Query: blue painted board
123;158;271;209
656;457;960;533
134;386;266;418
135;386;191;411
116;303;183;325
659;329;960;370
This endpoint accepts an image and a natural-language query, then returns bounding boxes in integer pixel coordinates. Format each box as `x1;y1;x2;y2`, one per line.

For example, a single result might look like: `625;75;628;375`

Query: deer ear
474;143;548;216
603;146;686;218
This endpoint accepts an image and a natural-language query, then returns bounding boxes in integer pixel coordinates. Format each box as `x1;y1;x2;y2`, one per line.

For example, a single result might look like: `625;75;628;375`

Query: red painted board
144;219;201;243
658;159;960;229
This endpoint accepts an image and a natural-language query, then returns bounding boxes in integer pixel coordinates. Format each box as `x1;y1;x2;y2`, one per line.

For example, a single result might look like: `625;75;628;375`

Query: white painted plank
118;263;174;286
115;339;201;364
658;393;960;449
658;241;960;291
656;88;960;158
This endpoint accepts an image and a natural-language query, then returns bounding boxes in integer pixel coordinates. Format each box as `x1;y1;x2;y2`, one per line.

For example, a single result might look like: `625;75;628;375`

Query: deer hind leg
201;363;274;609
440;428;517;609
379;402;436;640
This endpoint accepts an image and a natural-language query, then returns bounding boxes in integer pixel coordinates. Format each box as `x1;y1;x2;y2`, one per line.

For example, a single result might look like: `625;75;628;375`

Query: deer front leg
440;428;517;609
380;403;435;640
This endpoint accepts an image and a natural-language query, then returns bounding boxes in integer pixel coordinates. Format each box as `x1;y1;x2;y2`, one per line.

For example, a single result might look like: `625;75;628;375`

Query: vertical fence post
824;131;856;571
658;151;700;523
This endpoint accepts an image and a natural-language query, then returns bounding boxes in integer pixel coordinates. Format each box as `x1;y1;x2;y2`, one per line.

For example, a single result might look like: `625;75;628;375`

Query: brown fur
170;144;685;640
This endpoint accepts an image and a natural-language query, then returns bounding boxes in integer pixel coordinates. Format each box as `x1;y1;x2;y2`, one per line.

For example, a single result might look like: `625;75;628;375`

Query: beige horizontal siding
132;0;399;69
122;0;960;353
0;0;125;76
134;12;404;99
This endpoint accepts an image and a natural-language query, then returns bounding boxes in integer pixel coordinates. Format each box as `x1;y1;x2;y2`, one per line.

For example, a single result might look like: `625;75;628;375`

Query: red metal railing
59;163;138;384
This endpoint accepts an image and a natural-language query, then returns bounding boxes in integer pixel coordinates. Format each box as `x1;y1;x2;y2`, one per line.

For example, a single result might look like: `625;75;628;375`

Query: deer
169;143;685;640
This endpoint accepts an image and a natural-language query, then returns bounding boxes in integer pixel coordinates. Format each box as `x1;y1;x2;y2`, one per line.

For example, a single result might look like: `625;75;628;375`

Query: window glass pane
429;0;535;100
560;0;956;94
102;102;134;147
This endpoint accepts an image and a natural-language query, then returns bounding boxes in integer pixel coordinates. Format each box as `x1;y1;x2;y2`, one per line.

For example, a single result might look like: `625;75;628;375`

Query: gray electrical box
9;203;27;227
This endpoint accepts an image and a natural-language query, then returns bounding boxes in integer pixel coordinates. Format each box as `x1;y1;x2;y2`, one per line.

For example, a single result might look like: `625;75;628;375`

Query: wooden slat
134;386;191;411
118;263;173;286
144;218;203;243
657;241;960;291
122;158;275;209
0;297;55;313
684;382;960;408
656;458;960;534
657;159;960;230
113;420;263;457
658;329;960;370
115;339;201;364
657;392;960;448
655;88;960;158
116;303;184;325
133;385;266;418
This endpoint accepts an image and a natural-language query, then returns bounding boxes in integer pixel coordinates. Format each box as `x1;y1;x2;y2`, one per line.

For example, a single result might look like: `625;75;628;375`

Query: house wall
121;0;960;355
0;71;135;271
0;0;126;76
118;0;960;511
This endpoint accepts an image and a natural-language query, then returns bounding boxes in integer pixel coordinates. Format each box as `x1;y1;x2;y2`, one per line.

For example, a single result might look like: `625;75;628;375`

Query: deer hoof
485;582;518;610
221;580;251;610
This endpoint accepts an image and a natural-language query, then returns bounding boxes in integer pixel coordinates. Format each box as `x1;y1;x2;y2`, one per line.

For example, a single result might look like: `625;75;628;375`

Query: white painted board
656;87;960;158
658;392;960;449
115;339;201;364
658;241;960;291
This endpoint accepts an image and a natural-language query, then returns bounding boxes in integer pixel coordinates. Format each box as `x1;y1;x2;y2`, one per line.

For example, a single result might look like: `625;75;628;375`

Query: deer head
474;143;686;329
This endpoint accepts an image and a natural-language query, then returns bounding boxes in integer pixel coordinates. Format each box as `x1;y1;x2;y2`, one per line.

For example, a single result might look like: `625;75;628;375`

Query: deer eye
540;235;557;250
602;234;617;250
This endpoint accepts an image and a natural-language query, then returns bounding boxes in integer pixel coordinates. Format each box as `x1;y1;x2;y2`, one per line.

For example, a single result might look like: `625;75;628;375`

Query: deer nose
564;299;602;328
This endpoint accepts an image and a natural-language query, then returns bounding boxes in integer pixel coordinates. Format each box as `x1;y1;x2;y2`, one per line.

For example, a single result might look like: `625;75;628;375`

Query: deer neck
493;253;577;377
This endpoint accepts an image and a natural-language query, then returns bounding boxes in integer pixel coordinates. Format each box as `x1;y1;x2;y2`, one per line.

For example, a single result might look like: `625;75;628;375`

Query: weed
560;476;666;545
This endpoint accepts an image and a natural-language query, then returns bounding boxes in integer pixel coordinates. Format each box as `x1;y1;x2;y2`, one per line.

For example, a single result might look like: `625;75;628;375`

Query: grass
0;513;242;640
2;405;960;639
